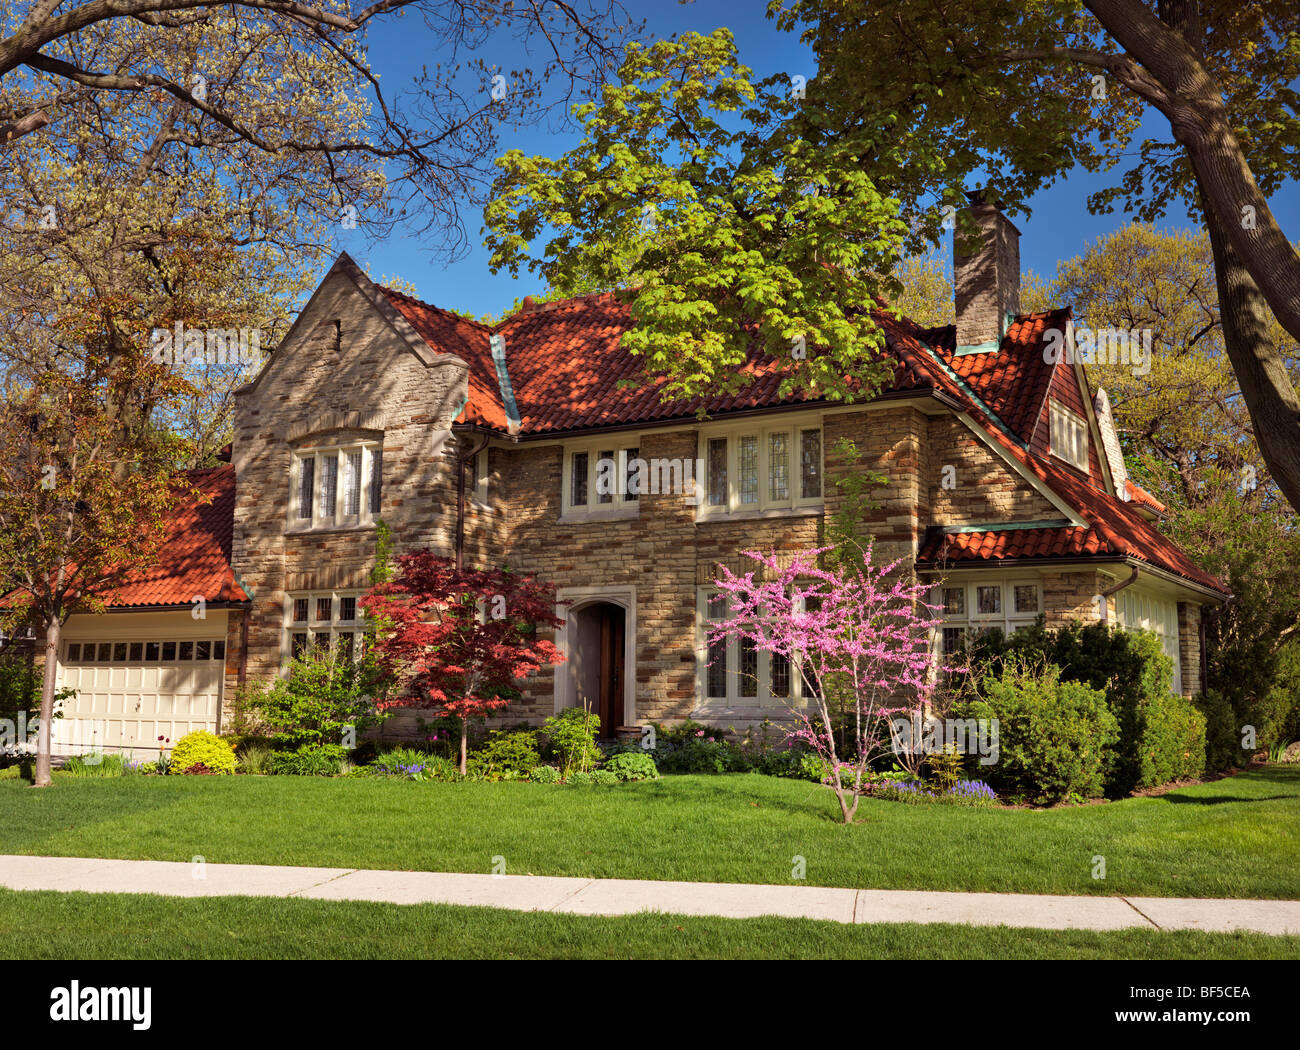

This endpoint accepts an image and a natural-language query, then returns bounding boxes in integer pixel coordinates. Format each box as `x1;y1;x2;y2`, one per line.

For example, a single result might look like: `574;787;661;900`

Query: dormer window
1049;401;1089;472
290;441;382;530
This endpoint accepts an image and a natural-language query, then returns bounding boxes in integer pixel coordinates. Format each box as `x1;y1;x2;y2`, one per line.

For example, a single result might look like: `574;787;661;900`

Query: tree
485;29;907;405
770;0;1300;512
361;553;564;774
0;345;192;787
1;1;639;251
1030;223;1300;744
707;544;943;824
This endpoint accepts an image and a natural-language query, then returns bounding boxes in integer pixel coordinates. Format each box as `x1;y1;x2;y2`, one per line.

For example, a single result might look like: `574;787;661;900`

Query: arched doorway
566;600;626;740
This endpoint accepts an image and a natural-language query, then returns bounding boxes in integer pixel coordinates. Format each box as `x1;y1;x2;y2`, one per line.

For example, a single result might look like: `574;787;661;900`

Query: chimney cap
964;187;1006;211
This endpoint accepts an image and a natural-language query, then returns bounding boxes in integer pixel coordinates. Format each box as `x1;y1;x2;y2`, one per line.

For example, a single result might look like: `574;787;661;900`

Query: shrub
237;744;271;775
566;769;617;786
602;751;659;782
65;753;127;777
371;748;455;781
650;721;750;774
239;647;388;751
541;707;602;776
177;762;216;775
968;619;1207;793
268;743;346;776
1141;691;1206;784
963;660;1118;804
169;731;237;775
528;765;561;783
473;728;541;780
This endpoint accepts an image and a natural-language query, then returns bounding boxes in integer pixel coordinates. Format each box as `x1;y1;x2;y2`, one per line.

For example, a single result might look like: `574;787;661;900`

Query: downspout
455;432;490;572
1098;566;1139;624
237;606;251;688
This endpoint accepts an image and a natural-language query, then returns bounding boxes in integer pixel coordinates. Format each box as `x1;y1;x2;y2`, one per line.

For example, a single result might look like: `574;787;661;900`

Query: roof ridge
377;285;494;333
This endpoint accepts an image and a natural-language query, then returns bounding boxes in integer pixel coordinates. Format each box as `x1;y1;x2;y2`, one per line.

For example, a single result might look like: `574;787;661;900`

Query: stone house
48;202;1229;754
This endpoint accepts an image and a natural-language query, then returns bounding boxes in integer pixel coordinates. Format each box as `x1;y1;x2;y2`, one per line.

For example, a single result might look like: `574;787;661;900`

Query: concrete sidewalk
2;854;1298;935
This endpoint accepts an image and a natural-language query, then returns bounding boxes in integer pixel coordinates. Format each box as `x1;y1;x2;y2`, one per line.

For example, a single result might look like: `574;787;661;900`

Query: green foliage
0;656;66;723
237;744;271;776
602;751;659;782
967;618;1204;794
371;748;456;781
528;764;561;784
484;29;905;406
240;646;388;751
566;769;618;786
541;707;602;777
169;731;236;776
962;660;1118;804
650;721;749;774
472;728;541;780
64;753;128;777
268;744;346;777
1143;693;1207;785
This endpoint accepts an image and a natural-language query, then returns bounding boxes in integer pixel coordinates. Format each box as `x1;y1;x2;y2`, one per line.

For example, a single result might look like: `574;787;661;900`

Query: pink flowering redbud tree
707;543;945;824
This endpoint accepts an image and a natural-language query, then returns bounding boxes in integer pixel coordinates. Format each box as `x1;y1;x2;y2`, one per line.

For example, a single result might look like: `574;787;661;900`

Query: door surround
554;585;637;729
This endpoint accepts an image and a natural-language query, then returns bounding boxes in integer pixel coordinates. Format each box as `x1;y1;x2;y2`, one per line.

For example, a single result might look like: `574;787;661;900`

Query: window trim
560;438;643;520
937;577;1042;659
696;416;824;519
289;440;383;532
1049;400;1089;472
282;589;368;672
695;586;814;711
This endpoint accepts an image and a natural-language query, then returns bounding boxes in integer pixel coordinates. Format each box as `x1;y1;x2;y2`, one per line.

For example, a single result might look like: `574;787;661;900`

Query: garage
54;611;230;758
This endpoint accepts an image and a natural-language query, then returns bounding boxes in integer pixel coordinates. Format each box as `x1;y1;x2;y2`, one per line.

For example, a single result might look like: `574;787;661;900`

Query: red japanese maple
361;552;564;772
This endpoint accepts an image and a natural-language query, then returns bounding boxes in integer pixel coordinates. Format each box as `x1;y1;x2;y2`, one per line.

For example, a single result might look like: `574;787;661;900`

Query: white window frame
283;589;368;671
695;586;814;710
1049;400;1089;472
561;438;643;519
289;441;382;531
936;577;1043;658
696;416;823;519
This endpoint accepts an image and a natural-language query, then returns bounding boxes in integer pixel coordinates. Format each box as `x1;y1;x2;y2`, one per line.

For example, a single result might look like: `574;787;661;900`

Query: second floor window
564;444;640;516
291;442;382;530
701;422;822;515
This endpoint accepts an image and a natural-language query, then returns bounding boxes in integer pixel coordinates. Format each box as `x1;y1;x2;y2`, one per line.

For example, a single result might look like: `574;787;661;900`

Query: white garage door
55;615;228;756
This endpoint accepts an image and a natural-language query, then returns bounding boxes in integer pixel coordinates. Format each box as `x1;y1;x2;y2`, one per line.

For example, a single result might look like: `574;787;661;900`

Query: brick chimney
954;191;1021;352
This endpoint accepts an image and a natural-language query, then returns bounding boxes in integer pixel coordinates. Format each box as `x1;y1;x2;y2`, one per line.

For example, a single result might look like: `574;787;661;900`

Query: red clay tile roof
380;289;508;430
1126;480;1167;513
376;284;1222;594
102;466;248;608
921;310;1070;445
382;288;943;435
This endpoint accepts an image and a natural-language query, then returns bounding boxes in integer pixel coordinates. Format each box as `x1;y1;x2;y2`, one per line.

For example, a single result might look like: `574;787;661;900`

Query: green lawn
1;767;1298;899
1;888;1294;959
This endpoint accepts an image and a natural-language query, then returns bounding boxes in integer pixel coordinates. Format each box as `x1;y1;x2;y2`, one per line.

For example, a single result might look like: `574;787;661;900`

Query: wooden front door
596;604;625;740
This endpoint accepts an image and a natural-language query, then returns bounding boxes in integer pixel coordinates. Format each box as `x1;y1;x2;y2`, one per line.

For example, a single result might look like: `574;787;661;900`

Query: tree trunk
1201;200;1300;512
34;616;59;787
459;720;467;776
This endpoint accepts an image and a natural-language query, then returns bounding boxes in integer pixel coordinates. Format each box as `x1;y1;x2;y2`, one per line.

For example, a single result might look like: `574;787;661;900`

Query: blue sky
335;1;1300;317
